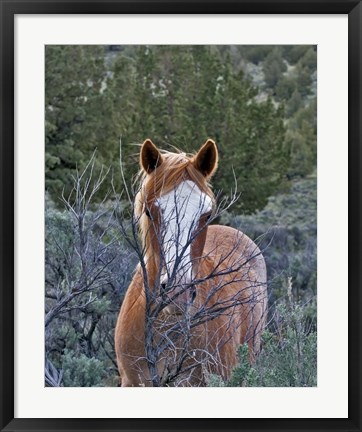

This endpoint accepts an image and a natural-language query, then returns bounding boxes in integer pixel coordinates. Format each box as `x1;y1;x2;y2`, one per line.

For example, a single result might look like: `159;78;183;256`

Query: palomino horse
115;139;267;386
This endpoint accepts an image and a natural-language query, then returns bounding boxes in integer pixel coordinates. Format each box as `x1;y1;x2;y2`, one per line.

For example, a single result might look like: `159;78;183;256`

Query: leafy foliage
62;350;106;387
239;45;317;181
208;299;317;387
263;47;287;88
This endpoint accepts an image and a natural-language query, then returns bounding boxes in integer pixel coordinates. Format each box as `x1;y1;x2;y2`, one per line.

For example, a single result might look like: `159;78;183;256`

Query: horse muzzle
161;284;197;316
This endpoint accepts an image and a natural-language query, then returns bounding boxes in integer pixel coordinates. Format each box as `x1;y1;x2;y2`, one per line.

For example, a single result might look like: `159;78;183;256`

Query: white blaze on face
156;180;212;284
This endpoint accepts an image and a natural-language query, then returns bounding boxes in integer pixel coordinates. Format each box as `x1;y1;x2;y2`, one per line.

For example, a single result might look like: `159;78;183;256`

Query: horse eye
145;208;151;218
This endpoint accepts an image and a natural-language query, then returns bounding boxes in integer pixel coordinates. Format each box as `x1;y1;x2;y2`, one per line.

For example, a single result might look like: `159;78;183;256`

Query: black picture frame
1;1;361;431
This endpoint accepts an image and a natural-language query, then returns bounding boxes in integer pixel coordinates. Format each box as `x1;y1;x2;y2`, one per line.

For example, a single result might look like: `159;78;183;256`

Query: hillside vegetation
46;45;316;213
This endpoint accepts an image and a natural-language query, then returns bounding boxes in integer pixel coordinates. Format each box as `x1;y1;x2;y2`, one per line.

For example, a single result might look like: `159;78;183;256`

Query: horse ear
140;139;163;174
193;139;218;178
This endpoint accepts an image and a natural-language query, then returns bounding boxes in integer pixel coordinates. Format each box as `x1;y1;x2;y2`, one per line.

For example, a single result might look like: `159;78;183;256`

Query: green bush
263;47;287;88
298;47;317;74
282;46;312;65
275;77;297;102
208;299;317;387
239;45;275;64
45;190;137;387
62;350;107;387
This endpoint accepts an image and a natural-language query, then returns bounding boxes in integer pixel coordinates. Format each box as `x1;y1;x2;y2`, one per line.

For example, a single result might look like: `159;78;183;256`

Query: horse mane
134;149;215;274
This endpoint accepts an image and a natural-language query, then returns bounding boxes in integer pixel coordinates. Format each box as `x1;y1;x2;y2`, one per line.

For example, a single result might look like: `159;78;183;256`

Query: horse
115;139;268;387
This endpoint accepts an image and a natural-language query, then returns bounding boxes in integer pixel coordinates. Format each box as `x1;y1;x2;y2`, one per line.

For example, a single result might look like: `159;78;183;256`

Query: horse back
205;224;267;286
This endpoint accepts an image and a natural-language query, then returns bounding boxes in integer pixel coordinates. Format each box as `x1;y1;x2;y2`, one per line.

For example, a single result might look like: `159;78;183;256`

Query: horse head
137;139;218;315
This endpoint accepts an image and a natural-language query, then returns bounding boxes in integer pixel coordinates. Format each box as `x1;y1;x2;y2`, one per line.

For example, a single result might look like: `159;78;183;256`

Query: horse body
115;139;267;387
